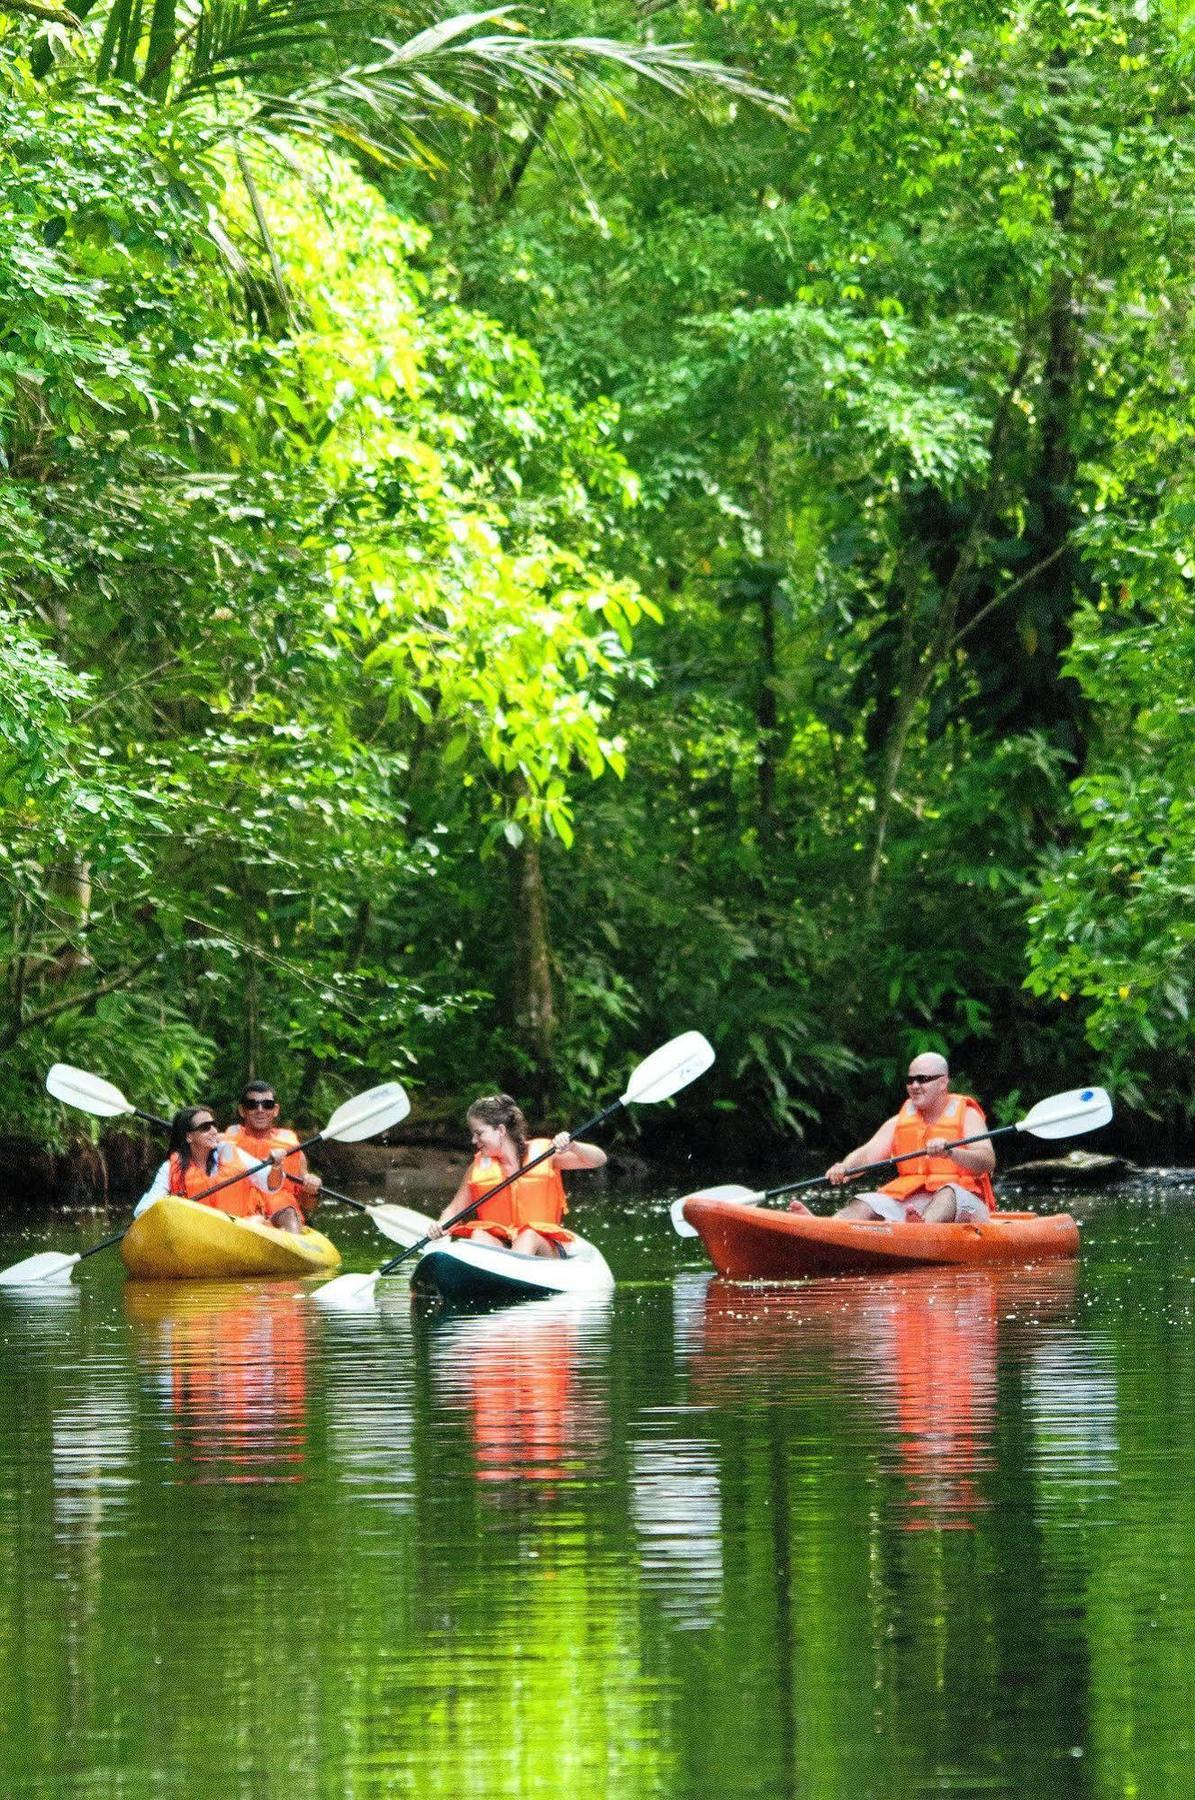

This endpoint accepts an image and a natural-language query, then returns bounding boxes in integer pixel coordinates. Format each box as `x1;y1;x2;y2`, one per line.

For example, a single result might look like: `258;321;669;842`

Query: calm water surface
3;1180;1195;1797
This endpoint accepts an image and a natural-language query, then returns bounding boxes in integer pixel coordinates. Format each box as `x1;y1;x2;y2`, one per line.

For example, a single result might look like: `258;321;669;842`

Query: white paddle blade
311;1269;381;1310
1018;1086;1114;1141
320;1082;411;1145
366;1203;435;1248
0;1251;81;1286
669;1184;760;1238
623;1032;716;1107
46;1064;134;1120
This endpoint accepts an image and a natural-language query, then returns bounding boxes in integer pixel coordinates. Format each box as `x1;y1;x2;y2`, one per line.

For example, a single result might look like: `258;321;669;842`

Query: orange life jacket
168;1142;267;1218
464;1139;567;1231
881;1093;995;1210
225;1123;307;1212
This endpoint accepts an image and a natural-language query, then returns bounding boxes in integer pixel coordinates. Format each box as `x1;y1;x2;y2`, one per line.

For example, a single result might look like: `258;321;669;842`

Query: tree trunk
509;831;556;1113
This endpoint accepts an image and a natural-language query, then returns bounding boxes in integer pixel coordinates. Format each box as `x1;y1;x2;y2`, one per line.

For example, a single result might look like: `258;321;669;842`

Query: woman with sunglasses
789;1051;996;1225
132;1105;287;1221
225;1081;323;1234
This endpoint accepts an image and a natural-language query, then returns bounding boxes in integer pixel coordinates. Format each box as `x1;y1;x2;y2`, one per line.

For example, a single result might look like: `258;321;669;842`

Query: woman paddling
133;1105;288;1223
428;1094;607;1258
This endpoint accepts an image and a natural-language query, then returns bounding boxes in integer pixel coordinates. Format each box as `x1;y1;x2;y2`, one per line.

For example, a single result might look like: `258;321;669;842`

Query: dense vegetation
3;0;1194;1160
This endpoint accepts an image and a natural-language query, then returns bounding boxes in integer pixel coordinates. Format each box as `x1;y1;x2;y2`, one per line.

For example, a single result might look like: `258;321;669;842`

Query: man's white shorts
861;1187;988;1225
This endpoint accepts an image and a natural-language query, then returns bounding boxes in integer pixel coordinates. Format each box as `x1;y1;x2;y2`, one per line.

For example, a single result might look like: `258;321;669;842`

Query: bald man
791;1052;996;1224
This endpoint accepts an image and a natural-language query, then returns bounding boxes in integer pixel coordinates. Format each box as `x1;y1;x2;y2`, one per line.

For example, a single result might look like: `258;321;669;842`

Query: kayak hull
121;1197;341;1280
411;1233;615;1307
682;1198;1080;1281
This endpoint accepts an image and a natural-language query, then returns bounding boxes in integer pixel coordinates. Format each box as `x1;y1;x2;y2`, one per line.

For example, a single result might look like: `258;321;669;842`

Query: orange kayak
681;1197;1080;1280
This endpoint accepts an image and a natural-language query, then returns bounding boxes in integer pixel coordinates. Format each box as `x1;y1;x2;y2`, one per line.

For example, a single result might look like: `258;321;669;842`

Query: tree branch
0;949;163;1052
493;93;561;216
3;0;81;26
951;542;1070;653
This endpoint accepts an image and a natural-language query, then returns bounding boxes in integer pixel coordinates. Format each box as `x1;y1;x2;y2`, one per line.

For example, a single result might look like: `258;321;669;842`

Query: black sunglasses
906;1073;944;1087
242;1098;278;1109
191;1119;218;1131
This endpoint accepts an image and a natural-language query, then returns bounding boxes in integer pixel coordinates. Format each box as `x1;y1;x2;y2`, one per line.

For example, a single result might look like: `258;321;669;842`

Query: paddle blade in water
669;1184;760;1238
0;1251;81;1286
45;1064;133;1120
311;1269;381;1309
623;1032;715;1106
1019;1087;1113;1141
320;1082;410;1145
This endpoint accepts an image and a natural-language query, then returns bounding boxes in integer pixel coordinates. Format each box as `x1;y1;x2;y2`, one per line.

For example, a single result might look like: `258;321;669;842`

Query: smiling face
240;1093;278;1127
468;1116;506;1157
187;1115;220;1150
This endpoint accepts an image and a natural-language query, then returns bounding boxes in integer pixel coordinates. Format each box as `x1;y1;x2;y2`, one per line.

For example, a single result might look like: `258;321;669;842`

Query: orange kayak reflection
686;1263;1079;1532
123;1280;314;1485
429;1296;611;1488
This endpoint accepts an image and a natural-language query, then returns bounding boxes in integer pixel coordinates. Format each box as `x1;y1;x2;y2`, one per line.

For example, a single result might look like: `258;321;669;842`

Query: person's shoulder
225;1123;244;1143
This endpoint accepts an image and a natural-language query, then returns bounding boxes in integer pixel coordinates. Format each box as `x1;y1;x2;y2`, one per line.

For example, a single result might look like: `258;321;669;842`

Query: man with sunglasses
791;1051;996;1224
225;1081;323;1235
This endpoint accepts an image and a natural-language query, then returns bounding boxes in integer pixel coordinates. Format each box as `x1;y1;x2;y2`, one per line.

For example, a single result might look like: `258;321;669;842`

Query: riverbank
0;1129;658;1210
0;1107;1138;1211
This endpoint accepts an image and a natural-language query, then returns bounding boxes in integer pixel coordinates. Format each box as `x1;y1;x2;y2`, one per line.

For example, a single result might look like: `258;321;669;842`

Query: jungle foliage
2;0;1194;1158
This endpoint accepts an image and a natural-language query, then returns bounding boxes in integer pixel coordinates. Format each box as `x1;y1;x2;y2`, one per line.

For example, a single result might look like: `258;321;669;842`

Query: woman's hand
826;1161;850;1186
552;1131;572;1153
425;1220;446;1241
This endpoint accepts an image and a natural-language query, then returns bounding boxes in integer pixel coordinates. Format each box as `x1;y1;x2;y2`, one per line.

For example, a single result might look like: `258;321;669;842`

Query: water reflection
51;1384;136;1538
1025;1333;1121;1503
8;1196;1195;1798
682;1263;1080;1531
630;1437;724;1630
321;1295;419;1514
427;1296;611;1489
123;1280;313;1486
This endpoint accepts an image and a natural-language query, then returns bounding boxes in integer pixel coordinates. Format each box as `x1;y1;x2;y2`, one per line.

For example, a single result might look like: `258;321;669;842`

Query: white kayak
410;1231;615;1306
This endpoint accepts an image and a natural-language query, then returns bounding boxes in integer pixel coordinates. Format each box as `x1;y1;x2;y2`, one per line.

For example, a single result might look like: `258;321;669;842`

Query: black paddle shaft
185;1129;325;1205
377;1097;626;1277
77;1230;130;1264
761;1121;1017;1203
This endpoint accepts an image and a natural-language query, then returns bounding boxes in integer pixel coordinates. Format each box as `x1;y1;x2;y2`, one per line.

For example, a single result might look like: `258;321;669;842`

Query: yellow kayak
120;1196;341;1280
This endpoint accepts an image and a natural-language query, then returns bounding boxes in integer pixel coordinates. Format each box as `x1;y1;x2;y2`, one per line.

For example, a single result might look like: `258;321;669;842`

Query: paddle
323;1191;439;1247
47;1062;415;1246
0;1077;412;1286
46;1063;171;1132
669;1084;1114;1237
312;1028;717;1309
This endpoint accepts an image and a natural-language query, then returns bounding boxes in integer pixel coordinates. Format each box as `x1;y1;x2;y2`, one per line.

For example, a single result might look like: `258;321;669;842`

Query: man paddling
791;1052;996;1224
225;1080;323;1235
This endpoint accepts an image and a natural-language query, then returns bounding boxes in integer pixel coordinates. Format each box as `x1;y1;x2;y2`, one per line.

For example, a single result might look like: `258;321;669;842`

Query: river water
2;1179;1194;1797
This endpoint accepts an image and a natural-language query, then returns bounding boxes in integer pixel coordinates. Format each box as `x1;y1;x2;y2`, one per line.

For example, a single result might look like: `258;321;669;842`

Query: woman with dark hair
428;1093;607;1259
133;1105;287;1222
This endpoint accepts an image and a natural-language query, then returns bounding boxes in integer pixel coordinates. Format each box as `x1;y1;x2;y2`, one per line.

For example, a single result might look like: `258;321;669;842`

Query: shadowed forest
3;0;1194;1167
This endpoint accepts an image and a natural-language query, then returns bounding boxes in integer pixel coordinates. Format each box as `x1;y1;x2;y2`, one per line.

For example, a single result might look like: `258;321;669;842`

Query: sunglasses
242;1099;278;1110
906;1074;944;1087
191;1119;218;1132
